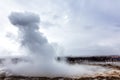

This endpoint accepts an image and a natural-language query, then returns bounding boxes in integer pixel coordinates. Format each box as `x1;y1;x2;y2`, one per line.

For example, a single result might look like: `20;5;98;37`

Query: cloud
1;0;120;56
9;12;55;58
9;12;40;29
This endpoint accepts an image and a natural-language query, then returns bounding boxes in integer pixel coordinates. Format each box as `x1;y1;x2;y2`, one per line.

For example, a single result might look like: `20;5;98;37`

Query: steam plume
7;12;108;77
9;12;55;59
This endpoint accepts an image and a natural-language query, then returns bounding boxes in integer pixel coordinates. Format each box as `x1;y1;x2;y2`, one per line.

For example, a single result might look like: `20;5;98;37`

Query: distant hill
57;55;120;64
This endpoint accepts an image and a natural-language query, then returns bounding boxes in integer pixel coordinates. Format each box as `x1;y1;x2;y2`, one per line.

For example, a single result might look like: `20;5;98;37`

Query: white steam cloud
4;12;109;77
9;12;55;58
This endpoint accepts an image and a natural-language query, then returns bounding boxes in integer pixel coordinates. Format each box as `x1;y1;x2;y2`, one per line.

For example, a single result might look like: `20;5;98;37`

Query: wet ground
0;62;120;80
0;75;120;80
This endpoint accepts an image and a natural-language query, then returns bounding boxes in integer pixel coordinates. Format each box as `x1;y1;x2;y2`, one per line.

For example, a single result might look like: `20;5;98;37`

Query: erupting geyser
9;12;55;60
5;12;109;78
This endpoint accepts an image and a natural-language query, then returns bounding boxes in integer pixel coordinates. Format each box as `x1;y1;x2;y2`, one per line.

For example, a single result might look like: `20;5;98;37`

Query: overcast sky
1;0;120;56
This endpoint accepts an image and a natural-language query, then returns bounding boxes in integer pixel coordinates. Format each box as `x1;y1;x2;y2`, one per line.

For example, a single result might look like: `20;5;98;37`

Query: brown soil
0;76;120;80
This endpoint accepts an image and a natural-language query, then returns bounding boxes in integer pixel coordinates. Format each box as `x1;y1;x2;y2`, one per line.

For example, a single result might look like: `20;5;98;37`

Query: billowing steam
9;12;55;59
4;12;109;77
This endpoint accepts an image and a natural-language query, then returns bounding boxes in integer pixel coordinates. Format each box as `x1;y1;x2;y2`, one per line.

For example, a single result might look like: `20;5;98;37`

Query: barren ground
0;62;120;80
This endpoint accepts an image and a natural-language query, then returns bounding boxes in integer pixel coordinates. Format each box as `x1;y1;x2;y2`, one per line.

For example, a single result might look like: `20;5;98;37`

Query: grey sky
0;0;120;56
